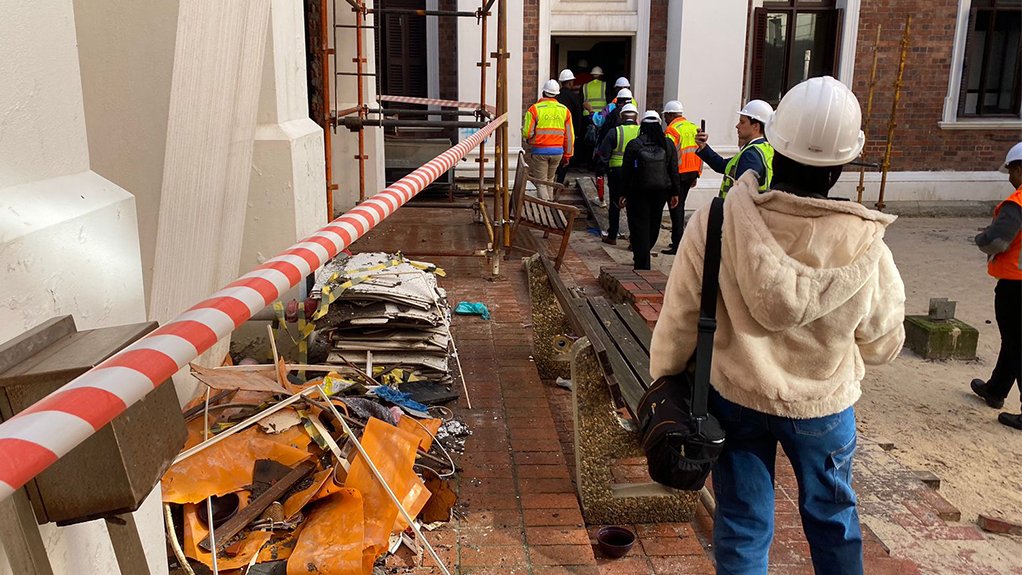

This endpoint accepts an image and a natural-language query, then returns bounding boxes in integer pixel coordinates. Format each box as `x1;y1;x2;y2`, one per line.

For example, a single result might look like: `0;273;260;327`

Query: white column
0;1;153;573
836;0;861;85
149;0;271;405
243;0;327;275
633;0;650;111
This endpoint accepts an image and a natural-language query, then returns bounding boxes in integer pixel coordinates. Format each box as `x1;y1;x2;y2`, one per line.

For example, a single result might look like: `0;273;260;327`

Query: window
958;0;1022;117
375;0;428;99
750;0;841;106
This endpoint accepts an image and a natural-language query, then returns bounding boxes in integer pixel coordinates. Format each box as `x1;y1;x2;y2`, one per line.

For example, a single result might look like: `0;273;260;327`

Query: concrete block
903;315;979;360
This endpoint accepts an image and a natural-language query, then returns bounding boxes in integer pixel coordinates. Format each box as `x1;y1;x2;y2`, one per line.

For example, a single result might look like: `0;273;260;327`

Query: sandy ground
597;212;1022;527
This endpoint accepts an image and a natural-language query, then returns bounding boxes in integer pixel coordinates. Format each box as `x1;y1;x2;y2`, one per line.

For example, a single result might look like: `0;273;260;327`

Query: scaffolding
320;0;510;274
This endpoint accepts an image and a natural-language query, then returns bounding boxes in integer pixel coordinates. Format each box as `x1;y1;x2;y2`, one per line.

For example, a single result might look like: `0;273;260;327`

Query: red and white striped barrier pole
0;114;507;501
377;94;497;116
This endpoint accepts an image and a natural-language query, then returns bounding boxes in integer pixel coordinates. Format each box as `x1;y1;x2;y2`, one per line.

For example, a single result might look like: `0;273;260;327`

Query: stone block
903;316;979;360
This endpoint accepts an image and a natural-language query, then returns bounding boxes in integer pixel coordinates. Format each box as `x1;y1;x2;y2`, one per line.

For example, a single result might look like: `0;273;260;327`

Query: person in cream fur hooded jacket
649;170;906;418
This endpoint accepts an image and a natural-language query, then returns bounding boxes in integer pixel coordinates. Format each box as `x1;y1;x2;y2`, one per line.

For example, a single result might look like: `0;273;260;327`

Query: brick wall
853;0;1017;171
522;0;539;113
645;0;669;111
438;0;459;100
304;0;325;130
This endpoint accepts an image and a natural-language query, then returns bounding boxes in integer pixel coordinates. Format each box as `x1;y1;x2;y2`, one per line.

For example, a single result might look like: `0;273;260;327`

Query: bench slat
582;299;646;415
612;303;652;356
589;299;651;415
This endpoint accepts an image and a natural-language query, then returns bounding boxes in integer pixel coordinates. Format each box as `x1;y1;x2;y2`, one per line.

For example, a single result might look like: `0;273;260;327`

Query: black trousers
627;192;670;270
607;168;624;240
666;174;697;248
988;279;1021;406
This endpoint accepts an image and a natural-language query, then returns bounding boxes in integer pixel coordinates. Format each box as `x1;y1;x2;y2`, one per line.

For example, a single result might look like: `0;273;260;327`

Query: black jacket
621;131;681;201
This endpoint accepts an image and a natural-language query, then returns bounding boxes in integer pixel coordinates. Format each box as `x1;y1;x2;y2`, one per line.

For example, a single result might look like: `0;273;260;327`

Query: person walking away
612;77;639;108
594;104;640;245
650;76;905;575
594;88;634;150
581;66;606;118
970;140;1022;430
555;68;585;182
521;79;574;200
696;100;774;198
661;100;703;255
621;111;680;269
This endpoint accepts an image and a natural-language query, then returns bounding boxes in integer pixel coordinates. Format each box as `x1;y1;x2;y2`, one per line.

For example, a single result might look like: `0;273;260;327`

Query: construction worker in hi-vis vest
696;100;775;198
582;67;606;117
522;79;574;200
661;100;702;254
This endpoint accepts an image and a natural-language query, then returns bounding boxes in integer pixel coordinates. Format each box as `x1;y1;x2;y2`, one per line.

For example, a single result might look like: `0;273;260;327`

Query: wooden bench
529;255;697;524
506;151;581;271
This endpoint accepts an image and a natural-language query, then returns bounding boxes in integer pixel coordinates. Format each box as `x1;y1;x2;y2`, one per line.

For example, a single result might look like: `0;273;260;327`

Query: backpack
637;197;726;491
635;141;672;192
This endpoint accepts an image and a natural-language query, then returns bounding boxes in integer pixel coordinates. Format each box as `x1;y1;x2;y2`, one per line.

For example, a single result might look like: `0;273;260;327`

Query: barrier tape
0;113;508;500
377;94;497;116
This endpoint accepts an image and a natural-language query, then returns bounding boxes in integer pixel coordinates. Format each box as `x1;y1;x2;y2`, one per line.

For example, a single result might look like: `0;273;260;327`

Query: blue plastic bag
369;385;430;416
454;301;491;320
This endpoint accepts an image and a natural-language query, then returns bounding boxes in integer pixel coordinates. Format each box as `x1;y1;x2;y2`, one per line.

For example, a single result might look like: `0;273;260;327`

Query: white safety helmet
642;110;662;124
615;77;631;88
591;66;604;76
542;79;561;96
620;103;639;116
558;69;575;83
615;88;632;100
738;99;774;125
663;100;684;115
1001;141;1022;173
765;76;865;167
578;58;589;69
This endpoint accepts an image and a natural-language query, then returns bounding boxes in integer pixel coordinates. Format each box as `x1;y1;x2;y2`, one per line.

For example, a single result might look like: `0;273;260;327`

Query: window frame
941;0;1022;129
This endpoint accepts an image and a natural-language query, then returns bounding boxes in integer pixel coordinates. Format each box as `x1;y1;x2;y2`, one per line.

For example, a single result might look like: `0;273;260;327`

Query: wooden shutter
750;8;768;101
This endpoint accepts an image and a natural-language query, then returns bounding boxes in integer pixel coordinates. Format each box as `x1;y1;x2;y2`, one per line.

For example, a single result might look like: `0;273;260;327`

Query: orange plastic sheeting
256;526;304;563
283;467;333;520
163;427;312;503
312;468;349;502
397;417;442;452
393;474;431;531
182;501;272;570
287;489;367;575
344;417;421;558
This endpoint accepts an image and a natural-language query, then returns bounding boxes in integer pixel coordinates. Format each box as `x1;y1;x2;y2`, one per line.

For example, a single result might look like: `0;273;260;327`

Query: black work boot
971;379;1004;409
998;413;1022;430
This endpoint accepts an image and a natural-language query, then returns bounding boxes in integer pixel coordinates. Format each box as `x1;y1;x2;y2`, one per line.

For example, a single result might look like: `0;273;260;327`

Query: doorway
550;36;632;88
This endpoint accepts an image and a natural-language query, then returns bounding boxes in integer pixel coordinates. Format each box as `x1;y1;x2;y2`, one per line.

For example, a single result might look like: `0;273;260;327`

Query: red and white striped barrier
0;114;508;500
377;94;497;116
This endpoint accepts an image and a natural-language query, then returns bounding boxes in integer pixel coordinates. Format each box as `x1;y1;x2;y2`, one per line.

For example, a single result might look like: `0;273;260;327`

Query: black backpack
635;141;672;192
637;197;726;491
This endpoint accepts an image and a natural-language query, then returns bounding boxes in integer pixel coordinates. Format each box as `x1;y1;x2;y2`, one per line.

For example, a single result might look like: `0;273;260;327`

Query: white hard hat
542;79;561;96
578;58;589;68
642;110;662;124
558;69;575;83
1001;141;1022;173
765;76;865;167
663;100;684;115
616;88;632;100
738;99;774;125
591;66;604;76
615;77;630;88
620;103;638;115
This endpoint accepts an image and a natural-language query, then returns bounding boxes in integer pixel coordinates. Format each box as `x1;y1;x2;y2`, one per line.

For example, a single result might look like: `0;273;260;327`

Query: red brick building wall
851;0;1016;171
439;0;460;100
645;0;669;112
521;0;540;114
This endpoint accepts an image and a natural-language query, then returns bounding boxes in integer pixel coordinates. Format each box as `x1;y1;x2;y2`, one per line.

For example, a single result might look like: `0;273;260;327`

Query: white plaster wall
243;0;327;274
332;0;386;212
0;2;161;573
71;0;180;312
149;0;271;405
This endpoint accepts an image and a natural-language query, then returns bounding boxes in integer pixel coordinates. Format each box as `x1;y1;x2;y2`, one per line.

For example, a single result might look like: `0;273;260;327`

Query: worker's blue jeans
709;388;863;575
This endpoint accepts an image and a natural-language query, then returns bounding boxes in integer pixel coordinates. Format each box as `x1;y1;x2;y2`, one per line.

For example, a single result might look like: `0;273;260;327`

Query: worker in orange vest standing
970;141;1022;430
522;79;574;200
661;100;702;255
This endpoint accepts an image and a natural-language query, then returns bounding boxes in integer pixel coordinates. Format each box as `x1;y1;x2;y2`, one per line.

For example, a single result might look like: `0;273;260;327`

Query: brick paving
355;203;1016;574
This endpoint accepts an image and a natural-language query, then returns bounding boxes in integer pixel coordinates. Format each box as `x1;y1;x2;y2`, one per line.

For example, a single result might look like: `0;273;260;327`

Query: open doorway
550;36;632;88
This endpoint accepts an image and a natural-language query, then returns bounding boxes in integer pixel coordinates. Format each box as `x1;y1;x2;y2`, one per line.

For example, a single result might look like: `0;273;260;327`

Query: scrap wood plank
583;299;646;414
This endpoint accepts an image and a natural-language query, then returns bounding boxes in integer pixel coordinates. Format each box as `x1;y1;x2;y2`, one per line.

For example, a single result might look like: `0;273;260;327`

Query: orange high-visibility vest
665;117;703;176
988;186;1022;280
522;98;574;157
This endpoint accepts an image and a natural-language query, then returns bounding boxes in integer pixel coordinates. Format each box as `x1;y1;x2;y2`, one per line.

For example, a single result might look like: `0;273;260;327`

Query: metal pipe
365;107;482;116
497;0;510;257
337;71;377;76
878;16;911;212
367;7;478;17
339;117;488;129
856;24;882;204
482;0;497;15
477;0;491;233
322;0;335;220
355;2;367;203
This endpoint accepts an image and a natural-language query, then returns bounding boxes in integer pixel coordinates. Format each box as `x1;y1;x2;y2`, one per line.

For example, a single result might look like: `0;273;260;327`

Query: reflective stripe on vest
665;118;703;176
522;99;573;154
720;140;774;197
609;124;641;168
583;80;606;115
988;187;1022;280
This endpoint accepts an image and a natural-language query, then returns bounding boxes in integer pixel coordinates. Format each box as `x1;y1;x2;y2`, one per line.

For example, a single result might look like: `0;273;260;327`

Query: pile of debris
163;344;468;574
309;253;459;401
